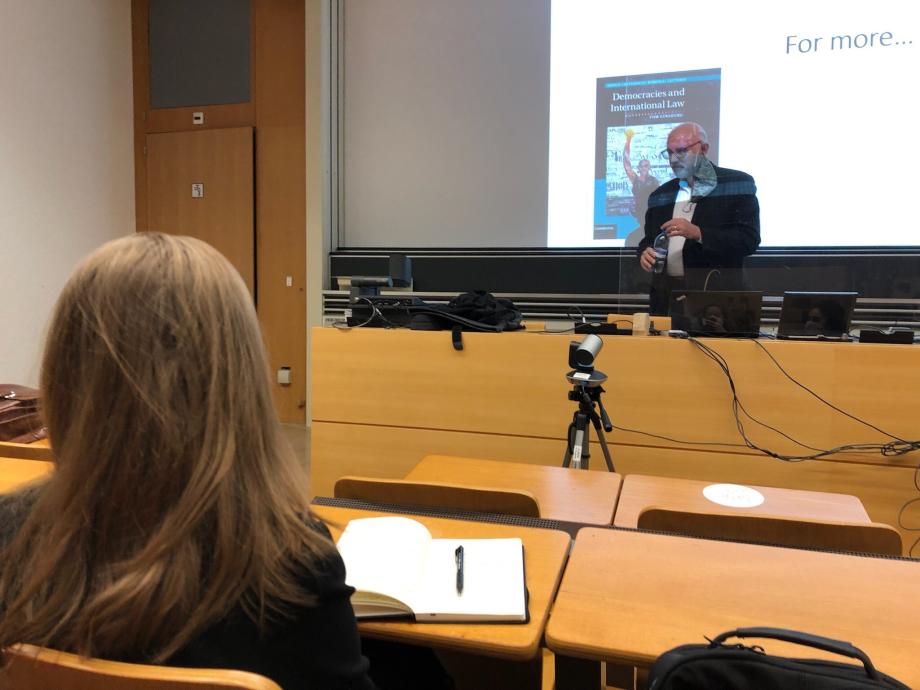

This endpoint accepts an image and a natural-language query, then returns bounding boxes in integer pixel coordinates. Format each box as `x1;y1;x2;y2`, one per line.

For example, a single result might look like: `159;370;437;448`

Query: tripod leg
570;411;590;470
589;413;616;473
561;419;576;468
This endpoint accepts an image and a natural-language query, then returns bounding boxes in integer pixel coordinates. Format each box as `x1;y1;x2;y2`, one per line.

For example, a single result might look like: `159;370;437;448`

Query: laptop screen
777;292;857;339
669;291;763;337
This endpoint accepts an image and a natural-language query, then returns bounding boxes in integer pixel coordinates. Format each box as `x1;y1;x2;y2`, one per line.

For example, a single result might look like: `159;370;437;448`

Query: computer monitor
669;291;763;338
777;292;858;340
346;254;414;326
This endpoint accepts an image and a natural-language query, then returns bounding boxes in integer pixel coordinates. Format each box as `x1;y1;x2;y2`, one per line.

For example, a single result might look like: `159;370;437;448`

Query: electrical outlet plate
277;367;291;385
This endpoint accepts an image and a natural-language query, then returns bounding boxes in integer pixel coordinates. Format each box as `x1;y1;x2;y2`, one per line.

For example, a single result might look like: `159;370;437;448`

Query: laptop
777;292;857;340
669;291;763;338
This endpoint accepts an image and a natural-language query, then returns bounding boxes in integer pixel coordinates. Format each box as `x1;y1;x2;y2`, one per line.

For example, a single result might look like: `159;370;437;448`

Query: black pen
454;545;464;595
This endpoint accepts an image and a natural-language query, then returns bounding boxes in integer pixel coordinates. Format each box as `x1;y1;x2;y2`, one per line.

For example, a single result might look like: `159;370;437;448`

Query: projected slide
547;0;917;248
593;69;721;241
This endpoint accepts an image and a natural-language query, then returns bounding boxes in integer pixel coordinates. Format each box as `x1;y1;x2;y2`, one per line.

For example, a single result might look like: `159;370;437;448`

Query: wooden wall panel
312;329;920;468
132;0;307;422
146;127;255;293
254;0;307;422
131;0;258;230
131;0;149;232
147;104;255;134
310;422;565;498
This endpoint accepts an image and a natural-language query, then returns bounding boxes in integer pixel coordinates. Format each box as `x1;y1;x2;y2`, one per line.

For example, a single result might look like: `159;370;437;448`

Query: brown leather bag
0;384;47;443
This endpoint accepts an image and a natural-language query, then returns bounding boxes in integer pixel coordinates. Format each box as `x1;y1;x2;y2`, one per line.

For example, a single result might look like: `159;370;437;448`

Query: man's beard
671;154;698;180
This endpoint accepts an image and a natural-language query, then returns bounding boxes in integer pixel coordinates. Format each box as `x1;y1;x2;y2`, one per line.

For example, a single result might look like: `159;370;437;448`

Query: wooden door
146;127;255;294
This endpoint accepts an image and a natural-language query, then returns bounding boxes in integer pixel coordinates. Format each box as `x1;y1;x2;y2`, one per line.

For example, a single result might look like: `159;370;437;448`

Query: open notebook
336;516;528;622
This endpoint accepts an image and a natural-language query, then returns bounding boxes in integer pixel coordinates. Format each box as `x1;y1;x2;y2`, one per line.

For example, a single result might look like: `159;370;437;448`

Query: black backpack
444;290;523;331
409;291;523;349
648;628;910;689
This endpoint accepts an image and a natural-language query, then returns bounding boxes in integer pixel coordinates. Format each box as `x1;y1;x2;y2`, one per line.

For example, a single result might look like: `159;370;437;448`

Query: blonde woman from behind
0;233;376;689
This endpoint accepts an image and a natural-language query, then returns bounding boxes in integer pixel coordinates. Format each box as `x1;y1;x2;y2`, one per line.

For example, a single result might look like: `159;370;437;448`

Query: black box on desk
858;328;914;344
574;323;632;336
346;297;418;327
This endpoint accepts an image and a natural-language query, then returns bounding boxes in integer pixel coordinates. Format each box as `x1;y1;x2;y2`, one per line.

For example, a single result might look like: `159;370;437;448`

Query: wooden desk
0;457;53;493
312;504;571;661
614;474;871;527
545;528;920;689
405;455;622;525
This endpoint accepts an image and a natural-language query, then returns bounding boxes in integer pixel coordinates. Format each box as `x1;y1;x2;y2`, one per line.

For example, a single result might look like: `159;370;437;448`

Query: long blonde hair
0;233;330;661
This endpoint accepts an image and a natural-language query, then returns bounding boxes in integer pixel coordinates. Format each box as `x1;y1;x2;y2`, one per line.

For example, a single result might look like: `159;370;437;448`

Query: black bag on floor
648;628;909;689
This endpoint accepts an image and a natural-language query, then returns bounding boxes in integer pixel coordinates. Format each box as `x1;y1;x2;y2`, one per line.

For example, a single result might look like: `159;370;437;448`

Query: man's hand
625;128;635;142
639;247;658;272
661;218;701;241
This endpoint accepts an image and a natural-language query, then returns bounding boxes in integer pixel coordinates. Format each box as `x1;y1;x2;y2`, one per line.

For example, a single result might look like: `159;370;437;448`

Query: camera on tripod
566;334;608;388
562;334;615;472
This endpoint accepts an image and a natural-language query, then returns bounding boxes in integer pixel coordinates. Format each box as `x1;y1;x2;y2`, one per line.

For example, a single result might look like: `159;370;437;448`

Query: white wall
0;0;135;385
341;0;550;248
305;0;327;426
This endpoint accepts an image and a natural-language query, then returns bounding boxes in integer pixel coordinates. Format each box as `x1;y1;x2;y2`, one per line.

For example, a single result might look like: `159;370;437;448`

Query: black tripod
561;374;616;472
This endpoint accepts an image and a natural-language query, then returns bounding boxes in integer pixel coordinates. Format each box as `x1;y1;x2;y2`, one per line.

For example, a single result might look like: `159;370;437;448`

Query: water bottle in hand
652;230;669;274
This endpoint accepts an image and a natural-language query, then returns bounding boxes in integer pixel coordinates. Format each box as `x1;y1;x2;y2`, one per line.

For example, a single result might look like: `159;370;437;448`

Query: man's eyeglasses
659;141;701;160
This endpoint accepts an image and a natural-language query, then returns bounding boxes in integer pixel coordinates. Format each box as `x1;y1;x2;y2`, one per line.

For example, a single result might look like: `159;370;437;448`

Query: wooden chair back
0;644;282;690
0;441;53;462
334;476;541;517
637;507;903;556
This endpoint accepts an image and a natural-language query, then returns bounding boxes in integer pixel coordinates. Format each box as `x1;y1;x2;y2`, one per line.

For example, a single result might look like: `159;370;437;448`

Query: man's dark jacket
637;165;760;315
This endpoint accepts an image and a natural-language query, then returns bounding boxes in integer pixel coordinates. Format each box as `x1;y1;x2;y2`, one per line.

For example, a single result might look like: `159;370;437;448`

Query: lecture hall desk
312;503;570;662
0;438;53;462
546;528;920;689
311;327;920;550
0;457;53;493
613;473;872;527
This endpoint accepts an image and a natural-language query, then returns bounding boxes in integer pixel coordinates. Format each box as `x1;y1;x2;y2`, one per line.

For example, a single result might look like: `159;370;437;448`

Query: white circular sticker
702;483;765;508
